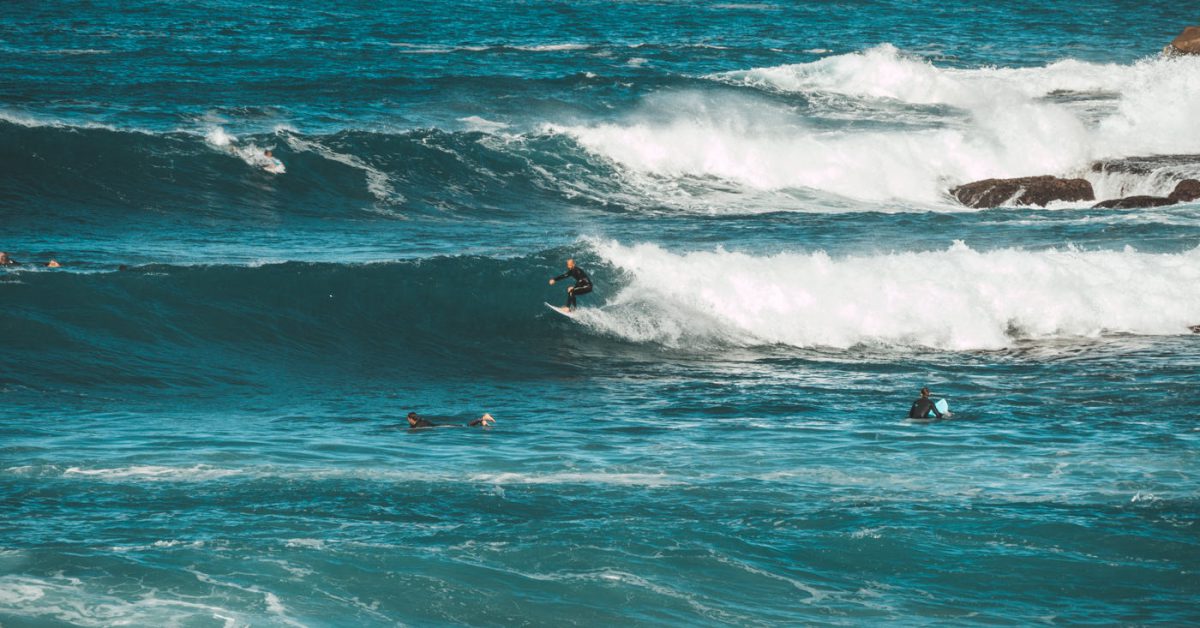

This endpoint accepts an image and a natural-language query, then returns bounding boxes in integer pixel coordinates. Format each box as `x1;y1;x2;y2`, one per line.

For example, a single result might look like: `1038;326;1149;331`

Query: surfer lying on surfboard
406;412;495;429
262;149;285;174
548;258;592;313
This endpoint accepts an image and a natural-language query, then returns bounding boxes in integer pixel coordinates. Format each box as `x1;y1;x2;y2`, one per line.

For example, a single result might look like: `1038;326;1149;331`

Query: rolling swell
0;251;612;393
0;119;626;222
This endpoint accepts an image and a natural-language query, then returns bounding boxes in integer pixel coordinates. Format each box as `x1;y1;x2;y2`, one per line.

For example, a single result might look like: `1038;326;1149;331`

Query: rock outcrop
1168;179;1200;203
950;176;1094;208
1164;26;1200;55
1091;195;1175;209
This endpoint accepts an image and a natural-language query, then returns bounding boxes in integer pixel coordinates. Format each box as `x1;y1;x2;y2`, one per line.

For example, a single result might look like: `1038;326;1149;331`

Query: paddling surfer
548;258;592;312
406;412;496;429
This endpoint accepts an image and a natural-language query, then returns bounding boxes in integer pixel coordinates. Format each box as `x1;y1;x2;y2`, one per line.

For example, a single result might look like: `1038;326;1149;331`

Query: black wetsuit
408;415;489;428
908;397;943;419
554;266;593;310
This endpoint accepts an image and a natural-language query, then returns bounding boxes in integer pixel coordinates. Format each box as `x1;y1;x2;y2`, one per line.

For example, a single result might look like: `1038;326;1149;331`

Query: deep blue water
3;1;1200;625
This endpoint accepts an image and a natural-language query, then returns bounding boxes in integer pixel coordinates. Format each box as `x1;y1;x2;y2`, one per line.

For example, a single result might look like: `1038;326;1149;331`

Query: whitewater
3;1;1200;625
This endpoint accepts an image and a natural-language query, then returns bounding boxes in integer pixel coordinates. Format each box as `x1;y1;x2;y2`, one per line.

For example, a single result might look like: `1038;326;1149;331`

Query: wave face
5;240;1198;396
0;253;592;392
0;119;625;220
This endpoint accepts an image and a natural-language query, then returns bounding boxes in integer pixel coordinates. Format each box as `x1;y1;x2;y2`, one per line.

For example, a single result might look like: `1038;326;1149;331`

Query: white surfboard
545;302;573;316
263;158;286;174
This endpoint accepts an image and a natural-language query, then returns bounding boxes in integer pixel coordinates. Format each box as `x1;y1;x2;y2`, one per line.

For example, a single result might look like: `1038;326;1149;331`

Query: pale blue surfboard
934;398;949;416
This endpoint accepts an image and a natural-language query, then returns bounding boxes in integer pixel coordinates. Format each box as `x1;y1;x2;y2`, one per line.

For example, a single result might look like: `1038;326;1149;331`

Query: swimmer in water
908;387;943;419
0;252;19;266
406;412;496;429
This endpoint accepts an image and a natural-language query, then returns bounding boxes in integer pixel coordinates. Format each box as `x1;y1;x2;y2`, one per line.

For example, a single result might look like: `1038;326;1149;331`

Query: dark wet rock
950;176;1094;208
1164;26;1200;55
1091;195;1175;209
1168;179;1200;203
1090;154;1200;175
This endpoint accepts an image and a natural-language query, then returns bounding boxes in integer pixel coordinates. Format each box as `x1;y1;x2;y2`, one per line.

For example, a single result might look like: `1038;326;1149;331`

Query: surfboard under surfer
548;258;592;313
263;149;285;173
908;387;944;419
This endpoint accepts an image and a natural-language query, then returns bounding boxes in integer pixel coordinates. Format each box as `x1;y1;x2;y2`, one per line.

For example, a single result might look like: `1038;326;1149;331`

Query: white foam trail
552;46;1200;207
281;132;405;206
63;464;242;481
513;43;590;52
581;240;1200;350
458;115;510;132
469;471;680;487
7;464;684;487
204;125;284;173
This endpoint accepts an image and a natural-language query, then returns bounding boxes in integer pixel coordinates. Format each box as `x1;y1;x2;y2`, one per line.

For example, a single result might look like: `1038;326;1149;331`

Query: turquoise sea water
3;1;1200;624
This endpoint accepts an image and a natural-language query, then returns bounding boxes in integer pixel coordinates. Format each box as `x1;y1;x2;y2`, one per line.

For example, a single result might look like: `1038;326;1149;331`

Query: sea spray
584;240;1200;349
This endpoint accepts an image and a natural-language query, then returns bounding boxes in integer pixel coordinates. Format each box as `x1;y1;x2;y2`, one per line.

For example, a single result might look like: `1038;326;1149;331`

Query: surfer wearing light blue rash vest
548;258;592;312
908;387;943;419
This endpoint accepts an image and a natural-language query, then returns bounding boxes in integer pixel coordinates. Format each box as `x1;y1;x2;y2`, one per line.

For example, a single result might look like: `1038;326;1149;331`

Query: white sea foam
579;239;1200;350
204;125;285;173
458;115;510;132
550;46;1200;207
7;463;681;487
514;43;590;52
0;574;251;627
469;471;680;486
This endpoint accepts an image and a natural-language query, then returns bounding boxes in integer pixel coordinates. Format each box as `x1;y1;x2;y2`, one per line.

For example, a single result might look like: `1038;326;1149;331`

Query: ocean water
3;1;1200;625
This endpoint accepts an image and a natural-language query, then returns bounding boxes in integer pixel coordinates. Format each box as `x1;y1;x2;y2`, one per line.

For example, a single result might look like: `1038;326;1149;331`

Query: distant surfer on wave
908;387;944;419
263;149;285;174
406;412;496;429
548;258;592;313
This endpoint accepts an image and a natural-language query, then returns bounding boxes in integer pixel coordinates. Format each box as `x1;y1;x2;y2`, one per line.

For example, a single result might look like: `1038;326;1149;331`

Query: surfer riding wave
549;258;592;312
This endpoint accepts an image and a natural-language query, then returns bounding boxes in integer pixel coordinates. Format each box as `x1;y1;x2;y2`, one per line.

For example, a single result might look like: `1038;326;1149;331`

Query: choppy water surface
3;1;1199;625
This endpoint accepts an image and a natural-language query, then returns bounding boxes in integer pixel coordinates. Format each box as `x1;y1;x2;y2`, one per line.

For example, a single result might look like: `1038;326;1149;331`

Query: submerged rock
1091;195;1175;209
950;176;1094;208
1168;179;1200;203
1164;26;1200;55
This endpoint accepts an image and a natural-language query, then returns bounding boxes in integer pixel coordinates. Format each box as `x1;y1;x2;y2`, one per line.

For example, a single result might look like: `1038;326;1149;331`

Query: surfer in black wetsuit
549;258;592;312
908;387;943;419
0;252;19;266
406;412;495;429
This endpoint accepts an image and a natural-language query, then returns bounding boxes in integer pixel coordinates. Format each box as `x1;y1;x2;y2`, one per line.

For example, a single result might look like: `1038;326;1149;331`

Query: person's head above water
920;387;930;398
406;411;420;426
566;258;575;270
0;252;10;264
264;149;273;157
